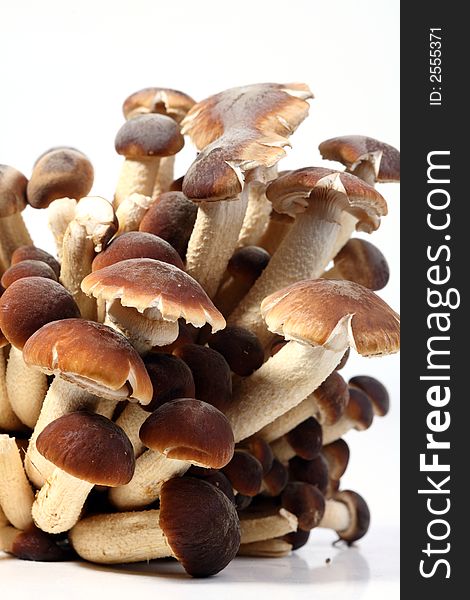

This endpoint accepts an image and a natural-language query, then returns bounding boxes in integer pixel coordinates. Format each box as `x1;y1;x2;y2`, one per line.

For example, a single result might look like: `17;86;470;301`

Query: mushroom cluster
0;83;400;577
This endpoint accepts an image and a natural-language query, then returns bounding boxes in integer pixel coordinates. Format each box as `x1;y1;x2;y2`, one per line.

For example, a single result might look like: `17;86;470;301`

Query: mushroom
239;507;298;544
186;467;235;504
214;246;271;317
181;83;312;298
70;477;241;577
0;165;33;272
0;277;80;429
289;454;330;496
81;258;225;355
260;458;289;497
348;374;390;416
319;490;370;544
226;279;400;443
281;482;326;531
122;87;196;197
207;326;265;377
318;135;400;187
257;371;349;443
283;528;311;551
0;435;34;530
114;193;154;235
109;398;234;510
139;191;198;260
113;114;184;208
322;387;374;445
322;238;390;291
229;168;388;345
60;196;118;320
11;245;60;278
1;260;57;288
238;437;274;476
47;197;78;261
221;450;264;497
322;439;350;497
32;411;135;533
270;417;323;463
22;318;152;488
26;147;94;209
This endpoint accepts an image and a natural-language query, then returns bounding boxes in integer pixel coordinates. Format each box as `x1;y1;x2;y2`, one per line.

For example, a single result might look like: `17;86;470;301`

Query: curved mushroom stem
185;193;249;299
237;180;272;248
318;498;350;532
0;213;33;266
47;197;77;262
327;213;358;261
152;156;175;199
0;435;34;530
32;469;93;534
322;415;364;445
229;207;343;346
0;347;25;432
114;158;160;209
240;509;298;544
238;538;292;558
257;214;293;255
114;403;149;457
213;275;253;318
69;510;172;564
270;436;295;463
115;193;154;235
258;394;322;444
6;346;48;429
109;450;188;510
225;316;351;443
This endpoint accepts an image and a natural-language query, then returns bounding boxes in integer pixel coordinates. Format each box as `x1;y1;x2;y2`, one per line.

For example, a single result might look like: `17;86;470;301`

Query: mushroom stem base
319;498;350;532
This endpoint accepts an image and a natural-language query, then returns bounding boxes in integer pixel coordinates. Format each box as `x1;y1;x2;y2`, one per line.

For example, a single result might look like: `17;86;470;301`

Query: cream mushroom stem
348;151;383;187
152;156;175;199
115;193;154;235
24;378;113;489
239;509;298;544
0;435;34;530
109;450;188;510
6;346;48;428
69;510;172;564
0;214;33;265
114;158;161;209
238;538;293;558
0;516;21;555
47;197;77;262
114;403;149;457
0;347;24;432
270;436;296;464
228;199;345;346
322;413;370;446
226;316;351;443
32;470;94;534
318;498;350;532
185;189;249;299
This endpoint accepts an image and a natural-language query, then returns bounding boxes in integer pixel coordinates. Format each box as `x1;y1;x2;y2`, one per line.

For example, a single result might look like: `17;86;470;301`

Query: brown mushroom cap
238;437;274;476
36;411;135;486
0;164;28;217
22;319;153;404
349;375;390;416
289;455;329;495
266;167;388;233
115;114;184;159
283;528;310;550
207;326;264;376
221;449;263;496
314;371;350;425
82;258;225;332
322;439;350;480
10;524;75;562
142;353;195;412
227;246;271;285
331;238;390;291
0;277;80;349
335;347;350;371
346;388;374;431
159;476;240;577
173;344;232;412
285;417;323;460
186;467;235;504
92;232;184;272
139;192;197;259
1;260;57;288
26;148;94;209
319;135;400;183
139;398;234;469
11;246;61;278
261;279;400;357
333;490;370;543
123;87;196;123
169;176;184;192
281;482;326;531
262;458;289;497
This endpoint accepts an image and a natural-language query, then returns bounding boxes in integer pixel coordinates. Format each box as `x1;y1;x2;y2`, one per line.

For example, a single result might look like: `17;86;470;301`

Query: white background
0;1;400;597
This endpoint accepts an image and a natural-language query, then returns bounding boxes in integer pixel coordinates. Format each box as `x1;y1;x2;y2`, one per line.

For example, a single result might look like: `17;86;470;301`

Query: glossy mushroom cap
142;353;195;412
286;417;323;460
23;319;153;404
0;277;80;349
173;344;232;412
227;246;271;285
314;371;350;425
319;135;400;183
8;524;74;562
281;482;326;531
123;87;196;123
289;455;329;496
11;246;61;278
266;167;388;233
322;439;350;480
82;258;225;332
262;459;289;496
36;411;135;486
239;437;274;476
1;260;57;288
26;148;94;209
140;398;234;469
221;450;264;496
92;232;184;272
0;165;28;217
139;192;197;259
160;476;240;577
207;326;264;376
330;238;390;291
115;114;184;159
261;279;400;357
346;388;375;431
349;375;390;416
186;467;235;504
333;490;370;543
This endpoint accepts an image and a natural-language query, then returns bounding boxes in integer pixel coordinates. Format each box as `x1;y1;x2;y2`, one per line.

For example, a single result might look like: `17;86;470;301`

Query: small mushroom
281;482;326;531
322;387;374;445
348;374;390;416
319;490;370;544
114;193;154;235
289;455;330;496
270;417;323;463
322;439;350;497
222;450;264;497
11;245;60;278
47;197;78;261
207;326;264;376
238;437;274;476
1;260;57;289
70;477;241;577
32;411;135;533
283;528;311;550
259;458;289;497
